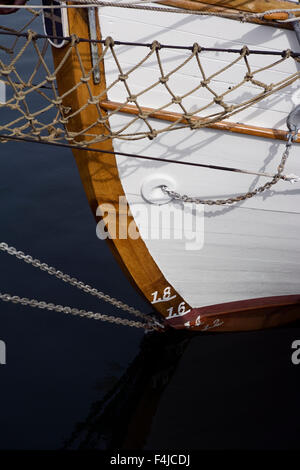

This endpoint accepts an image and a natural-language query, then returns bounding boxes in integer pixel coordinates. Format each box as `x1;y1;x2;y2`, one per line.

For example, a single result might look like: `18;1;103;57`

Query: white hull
98;7;300;311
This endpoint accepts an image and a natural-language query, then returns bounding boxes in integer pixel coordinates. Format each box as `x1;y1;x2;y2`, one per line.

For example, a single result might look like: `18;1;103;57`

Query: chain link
0;242;165;332
161;132;297;206
0;292;162;331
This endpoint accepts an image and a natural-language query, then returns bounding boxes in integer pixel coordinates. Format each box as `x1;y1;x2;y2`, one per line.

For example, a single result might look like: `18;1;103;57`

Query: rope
1;27;299;145
0;2;300;23
0;242;165;332
1;7;300;201
2;30;299;55
1;132;298;182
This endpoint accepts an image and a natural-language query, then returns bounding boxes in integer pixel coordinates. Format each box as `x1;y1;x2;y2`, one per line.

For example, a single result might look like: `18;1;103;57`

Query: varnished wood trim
52;7;300;332
158;0;297;29
174;0;300;14
51;6;191;323
101;99;300;143
263;12;289;20
168;295;300;331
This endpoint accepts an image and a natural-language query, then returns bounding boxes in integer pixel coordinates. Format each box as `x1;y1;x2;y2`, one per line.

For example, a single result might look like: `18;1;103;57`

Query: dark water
0;7;300;451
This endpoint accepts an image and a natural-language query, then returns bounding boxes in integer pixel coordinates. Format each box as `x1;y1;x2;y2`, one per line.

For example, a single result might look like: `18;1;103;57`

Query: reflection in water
63;330;192;450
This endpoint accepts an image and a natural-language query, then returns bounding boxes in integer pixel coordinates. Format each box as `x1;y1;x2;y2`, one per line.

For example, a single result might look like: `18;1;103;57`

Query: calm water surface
0;6;300;450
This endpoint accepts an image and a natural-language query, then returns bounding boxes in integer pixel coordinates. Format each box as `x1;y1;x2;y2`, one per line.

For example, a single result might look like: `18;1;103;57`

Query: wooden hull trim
100;100;300;144
52;6;300;332
52;6;195;326
167;295;300;331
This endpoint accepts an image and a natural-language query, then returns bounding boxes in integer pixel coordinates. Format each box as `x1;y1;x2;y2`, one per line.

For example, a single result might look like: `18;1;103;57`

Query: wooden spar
163;0;300;14
100;100;300;144
158;0;297;27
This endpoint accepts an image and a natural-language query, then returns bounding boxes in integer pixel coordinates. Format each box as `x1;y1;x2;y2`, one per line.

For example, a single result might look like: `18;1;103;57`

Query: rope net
0;4;300;148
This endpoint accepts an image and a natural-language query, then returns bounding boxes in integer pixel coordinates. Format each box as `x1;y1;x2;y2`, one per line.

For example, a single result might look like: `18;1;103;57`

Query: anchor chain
161;107;300;206
0;242;165;332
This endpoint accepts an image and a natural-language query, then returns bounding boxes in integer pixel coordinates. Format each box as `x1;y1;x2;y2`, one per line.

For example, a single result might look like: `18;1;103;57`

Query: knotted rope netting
1;4;300;147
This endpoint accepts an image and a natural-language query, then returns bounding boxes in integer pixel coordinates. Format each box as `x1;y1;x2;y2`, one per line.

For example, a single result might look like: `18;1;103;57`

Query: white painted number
201;319;224;331
151;286;177;304
166;302;191;319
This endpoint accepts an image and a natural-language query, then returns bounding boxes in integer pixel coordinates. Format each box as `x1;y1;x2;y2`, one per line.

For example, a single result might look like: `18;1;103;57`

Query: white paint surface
98;8;300;308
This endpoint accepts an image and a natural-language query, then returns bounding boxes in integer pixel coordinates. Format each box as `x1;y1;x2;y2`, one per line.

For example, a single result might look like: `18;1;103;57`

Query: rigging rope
1;28;299;144
0;7;299;196
0;131;298;183
0;4;300;322
2;29;299;55
0;2;300;24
